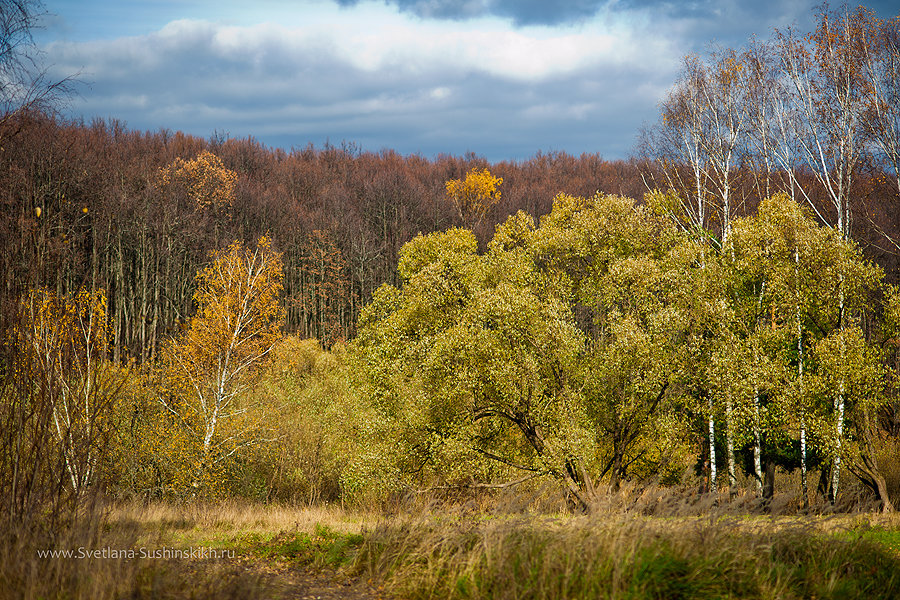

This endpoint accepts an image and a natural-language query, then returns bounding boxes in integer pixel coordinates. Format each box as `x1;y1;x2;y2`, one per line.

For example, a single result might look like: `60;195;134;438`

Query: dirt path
264;569;382;600
234;557;384;600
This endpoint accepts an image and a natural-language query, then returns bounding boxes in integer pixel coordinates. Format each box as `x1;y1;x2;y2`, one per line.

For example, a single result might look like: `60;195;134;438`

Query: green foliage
94;187;897;510
353;192;695;503
351;190;896;508
239;524;365;570
250;336;377;504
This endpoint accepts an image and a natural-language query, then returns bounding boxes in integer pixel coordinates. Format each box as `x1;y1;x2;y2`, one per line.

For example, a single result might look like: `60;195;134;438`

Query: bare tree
0;0;72;135
860;11;900;197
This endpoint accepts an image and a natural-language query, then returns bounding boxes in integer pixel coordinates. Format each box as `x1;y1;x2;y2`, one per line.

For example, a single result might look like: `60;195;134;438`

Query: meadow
5;492;900;600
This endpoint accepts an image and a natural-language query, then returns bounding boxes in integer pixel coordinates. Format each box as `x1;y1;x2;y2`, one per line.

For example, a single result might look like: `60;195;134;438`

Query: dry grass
107;497;378;536
0;508;273;600
354;509;900;600
5;494;900;600
0;499;379;600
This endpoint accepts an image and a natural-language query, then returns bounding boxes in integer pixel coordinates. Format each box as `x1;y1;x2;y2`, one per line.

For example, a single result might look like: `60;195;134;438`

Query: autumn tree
158;236;285;494
859;10;900;197
445;167;503;226
773;7;867;239
639;54;746;488
639;54;712;237
353;222;596;509
157;149;238;211
354;194;701;508
729;195;887;507
9;287;122;495
528;192;689;492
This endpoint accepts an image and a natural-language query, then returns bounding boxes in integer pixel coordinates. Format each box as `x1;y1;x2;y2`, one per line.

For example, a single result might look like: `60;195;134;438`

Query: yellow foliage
155;236;286;497
14;287;118;491
157;150;238;209
185;235;285;383
18;288;110;371
445;168;503;223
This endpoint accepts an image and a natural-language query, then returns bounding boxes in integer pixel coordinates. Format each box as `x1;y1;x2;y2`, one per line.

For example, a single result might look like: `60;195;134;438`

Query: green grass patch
849;525;900;557
238;524;364;569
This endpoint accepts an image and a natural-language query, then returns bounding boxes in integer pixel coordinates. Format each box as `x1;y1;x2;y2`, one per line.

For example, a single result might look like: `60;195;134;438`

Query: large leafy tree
353;193;700;508
354;224;593;508
528;193;690;491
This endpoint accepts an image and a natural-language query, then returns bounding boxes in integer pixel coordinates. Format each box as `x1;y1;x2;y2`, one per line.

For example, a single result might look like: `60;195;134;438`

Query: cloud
337;0;607;26
42;5;678;159
333;0;827;31
33;0;900;162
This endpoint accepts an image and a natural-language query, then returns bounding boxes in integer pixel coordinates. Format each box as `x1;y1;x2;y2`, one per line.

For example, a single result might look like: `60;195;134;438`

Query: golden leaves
155;235;285;496
157;150;238;210
18;287;110;373
445;167;503;223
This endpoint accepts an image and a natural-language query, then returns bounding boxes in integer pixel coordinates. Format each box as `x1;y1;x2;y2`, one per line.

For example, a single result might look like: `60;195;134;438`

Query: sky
33;0;900;162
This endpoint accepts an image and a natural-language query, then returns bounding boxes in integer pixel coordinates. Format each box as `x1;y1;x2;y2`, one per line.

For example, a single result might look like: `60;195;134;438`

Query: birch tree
730;194;884;505
159;236;285;493
17;288;122;494
859;10;900;197
640;55;712;237
774;5;872;239
698;48;750;247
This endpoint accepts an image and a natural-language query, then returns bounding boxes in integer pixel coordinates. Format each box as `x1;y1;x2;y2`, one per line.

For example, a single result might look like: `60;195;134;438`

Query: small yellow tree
159;236;285;493
445;167;503;225
157;150;238;210
16;288;121;493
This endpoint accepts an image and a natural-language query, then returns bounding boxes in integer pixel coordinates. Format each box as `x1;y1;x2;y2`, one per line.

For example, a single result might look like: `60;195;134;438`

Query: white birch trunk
796;247;808;509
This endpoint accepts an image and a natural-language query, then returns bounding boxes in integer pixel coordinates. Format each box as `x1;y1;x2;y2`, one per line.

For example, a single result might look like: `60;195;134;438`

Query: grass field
5;496;900;600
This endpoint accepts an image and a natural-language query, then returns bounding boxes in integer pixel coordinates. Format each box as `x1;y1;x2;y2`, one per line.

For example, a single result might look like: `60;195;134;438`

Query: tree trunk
753;392;763;495
850;412;895;513
726;395;736;494
831;283;846;504
610;450;623;493
795;248;809;510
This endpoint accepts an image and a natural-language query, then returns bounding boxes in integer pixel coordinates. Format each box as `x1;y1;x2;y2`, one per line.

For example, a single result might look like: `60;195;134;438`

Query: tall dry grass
355;510;900;600
106;497;379;537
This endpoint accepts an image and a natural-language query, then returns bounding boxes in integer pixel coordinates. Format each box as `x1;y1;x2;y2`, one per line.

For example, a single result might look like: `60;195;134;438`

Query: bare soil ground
232;554;380;600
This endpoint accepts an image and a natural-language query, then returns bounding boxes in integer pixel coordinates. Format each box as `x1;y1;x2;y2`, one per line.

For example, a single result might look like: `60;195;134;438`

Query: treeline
3;110;900;364
2;0;900;513
0;114;647;360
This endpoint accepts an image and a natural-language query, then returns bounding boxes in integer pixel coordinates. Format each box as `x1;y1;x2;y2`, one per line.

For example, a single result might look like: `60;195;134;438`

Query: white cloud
429;87;451;100
100;6;672;81
40;1;686;159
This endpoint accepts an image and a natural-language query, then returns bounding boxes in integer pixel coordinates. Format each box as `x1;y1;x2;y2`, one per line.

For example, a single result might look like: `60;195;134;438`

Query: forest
4;2;900;599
